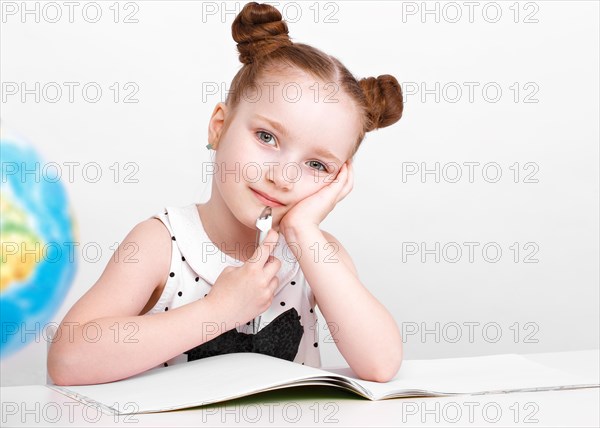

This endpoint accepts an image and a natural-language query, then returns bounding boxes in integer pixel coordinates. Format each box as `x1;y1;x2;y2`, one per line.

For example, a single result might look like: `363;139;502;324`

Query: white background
1;0;598;386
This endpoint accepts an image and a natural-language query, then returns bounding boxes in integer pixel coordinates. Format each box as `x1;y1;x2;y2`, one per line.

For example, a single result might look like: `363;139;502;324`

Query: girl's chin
236;203;284;231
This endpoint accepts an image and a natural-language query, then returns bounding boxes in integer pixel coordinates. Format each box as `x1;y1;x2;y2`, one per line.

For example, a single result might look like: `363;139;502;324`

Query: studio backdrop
1;0;598;386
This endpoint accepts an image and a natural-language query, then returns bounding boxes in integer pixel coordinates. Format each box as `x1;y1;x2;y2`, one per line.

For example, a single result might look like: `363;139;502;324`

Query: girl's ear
207;102;229;149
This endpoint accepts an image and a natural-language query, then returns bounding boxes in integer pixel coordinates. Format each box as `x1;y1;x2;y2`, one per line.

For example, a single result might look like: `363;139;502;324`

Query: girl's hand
205;229;282;328
279;159;354;235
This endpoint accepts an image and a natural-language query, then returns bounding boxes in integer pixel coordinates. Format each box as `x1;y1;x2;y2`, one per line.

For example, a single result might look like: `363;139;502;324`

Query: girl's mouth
250;188;285;207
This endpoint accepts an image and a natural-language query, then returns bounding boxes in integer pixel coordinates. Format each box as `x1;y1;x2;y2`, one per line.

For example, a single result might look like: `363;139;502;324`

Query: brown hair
225;2;403;158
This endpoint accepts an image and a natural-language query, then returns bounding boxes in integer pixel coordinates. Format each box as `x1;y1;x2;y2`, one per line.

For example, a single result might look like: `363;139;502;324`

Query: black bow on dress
184;307;304;362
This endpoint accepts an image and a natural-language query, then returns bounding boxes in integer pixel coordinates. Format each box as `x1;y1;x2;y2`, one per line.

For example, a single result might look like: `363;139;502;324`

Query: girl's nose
265;161;296;190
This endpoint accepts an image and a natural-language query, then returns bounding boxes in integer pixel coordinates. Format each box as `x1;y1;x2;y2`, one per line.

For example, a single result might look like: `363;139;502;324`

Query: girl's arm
284;225;403;383
47;219;233;386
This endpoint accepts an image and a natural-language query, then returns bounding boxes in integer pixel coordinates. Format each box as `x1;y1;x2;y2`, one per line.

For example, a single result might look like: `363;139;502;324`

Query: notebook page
327;353;598;400
49;352;349;415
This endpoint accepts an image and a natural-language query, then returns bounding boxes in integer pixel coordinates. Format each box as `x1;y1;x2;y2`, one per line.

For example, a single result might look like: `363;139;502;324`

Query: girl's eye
257;131;276;145
307;160;328;173
257;130;327;173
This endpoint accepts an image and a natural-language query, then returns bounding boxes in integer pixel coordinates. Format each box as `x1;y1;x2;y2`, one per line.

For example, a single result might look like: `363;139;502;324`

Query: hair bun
359;75;404;132
232;2;293;65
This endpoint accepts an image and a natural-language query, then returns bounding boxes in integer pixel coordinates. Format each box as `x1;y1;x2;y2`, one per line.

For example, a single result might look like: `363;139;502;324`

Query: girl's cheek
302;169;324;186
313;173;334;188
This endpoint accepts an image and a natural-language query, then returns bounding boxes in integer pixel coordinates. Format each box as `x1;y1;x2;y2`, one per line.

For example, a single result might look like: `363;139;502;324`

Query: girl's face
209;72;362;231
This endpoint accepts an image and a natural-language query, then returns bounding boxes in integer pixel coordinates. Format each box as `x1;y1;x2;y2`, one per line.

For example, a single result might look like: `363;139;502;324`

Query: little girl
48;2;404;386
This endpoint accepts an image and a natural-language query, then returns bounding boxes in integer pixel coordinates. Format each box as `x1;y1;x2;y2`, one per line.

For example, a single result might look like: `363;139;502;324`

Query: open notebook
48;352;598;415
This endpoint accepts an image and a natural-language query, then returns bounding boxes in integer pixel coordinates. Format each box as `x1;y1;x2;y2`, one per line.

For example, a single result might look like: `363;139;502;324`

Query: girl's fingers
345;163;354;192
324;162;352;205
338;163;348;181
335;163;354;203
330;164;346;186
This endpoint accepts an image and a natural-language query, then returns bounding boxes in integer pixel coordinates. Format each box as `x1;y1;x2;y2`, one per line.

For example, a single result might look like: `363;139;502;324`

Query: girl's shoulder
54;216;174;333
133;216;175;314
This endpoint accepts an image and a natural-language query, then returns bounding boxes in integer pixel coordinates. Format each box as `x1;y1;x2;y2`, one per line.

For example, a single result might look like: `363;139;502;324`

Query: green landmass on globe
1;196;45;291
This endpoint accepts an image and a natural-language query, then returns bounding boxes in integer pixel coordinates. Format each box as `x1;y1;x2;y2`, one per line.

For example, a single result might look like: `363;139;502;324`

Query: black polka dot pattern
169;272;175;277
178;291;183;297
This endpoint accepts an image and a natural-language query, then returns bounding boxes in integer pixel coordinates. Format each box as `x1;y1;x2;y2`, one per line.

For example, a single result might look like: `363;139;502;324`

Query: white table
1;350;598;427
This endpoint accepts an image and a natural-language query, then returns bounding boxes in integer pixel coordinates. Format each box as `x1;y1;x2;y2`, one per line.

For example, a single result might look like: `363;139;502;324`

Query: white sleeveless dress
144;203;322;370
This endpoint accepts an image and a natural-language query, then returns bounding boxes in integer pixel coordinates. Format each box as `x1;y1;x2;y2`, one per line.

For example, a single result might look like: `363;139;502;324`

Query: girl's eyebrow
254;114;290;137
314;146;342;165
254;113;342;165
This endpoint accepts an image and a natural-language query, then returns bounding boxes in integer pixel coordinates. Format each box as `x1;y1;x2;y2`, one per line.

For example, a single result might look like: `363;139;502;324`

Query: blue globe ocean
1;125;78;358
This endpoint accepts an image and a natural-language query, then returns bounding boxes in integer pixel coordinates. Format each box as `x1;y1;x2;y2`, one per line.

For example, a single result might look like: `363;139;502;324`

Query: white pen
253;206;272;334
255;206;272;246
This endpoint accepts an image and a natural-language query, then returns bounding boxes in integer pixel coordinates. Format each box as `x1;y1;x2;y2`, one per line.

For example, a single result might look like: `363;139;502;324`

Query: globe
0;124;78;358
